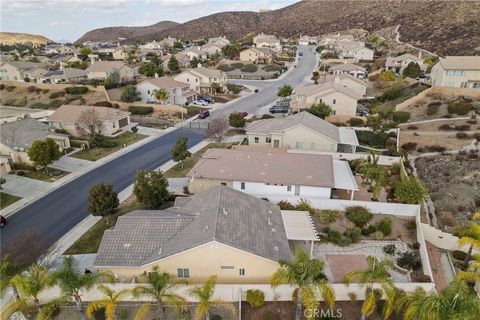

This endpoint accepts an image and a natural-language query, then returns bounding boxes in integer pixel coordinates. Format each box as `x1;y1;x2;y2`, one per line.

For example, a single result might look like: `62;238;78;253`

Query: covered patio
281;210;320;257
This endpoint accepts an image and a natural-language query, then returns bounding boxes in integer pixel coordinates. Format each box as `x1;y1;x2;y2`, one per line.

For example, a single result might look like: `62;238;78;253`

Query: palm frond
134;303;151;320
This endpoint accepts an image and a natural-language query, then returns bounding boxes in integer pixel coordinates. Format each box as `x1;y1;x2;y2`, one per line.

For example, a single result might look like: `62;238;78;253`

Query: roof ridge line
212;186;223;240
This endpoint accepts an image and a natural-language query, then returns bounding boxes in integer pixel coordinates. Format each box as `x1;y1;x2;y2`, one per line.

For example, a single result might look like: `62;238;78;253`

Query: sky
0;0;298;42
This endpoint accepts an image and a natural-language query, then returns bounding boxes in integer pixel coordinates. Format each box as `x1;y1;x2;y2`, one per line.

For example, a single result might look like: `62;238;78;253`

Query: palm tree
53;256;113;320
457;221;480;268
343;256;395;320
0;255;21;301
396;277;480;320
132;267;186;320
271;247;335;320
357;154;385;201
189;275;234;320
86;285;130;320
152;88;170;104
10;264;54;310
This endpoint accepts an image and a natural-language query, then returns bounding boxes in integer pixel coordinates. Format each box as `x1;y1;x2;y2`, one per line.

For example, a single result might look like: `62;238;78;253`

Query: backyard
0;192;21;210
69;132;147;161
219;62;286;80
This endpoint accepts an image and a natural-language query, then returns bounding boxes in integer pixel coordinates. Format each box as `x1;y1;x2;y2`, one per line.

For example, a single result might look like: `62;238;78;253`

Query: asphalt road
0;45;318;259
0;128;205;258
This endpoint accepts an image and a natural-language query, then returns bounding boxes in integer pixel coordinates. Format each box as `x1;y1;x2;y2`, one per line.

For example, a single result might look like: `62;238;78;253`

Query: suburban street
0;45;317;259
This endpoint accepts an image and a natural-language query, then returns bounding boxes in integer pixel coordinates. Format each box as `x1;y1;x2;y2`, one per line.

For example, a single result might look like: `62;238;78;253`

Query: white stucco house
328;63;367;79
318;73;367;96
431;56;480;89
136;76;197;105
253;33;282;51
173;67;227;94
181;47;207;61
385;53;427;74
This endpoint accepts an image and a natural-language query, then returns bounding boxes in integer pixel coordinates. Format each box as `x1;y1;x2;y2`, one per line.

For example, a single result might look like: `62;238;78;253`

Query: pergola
281;210;320;257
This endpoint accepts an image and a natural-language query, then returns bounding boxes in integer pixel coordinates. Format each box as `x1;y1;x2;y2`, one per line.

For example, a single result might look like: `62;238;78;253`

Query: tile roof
0;118;52;150
86;61;130;73
48;105;129;124
294;82;363;100
187;148;335;188
139;76;189;89
2;61;45;70
437;56;480;70
329;63;366;72
95;185;292;267
188;67;225;79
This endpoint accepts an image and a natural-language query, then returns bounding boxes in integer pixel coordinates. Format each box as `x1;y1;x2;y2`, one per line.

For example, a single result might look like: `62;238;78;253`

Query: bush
93;101;113;107
41;89;49;94
454;125;470;131
263;64;283;72
29;102;49;109
65;86;88;95
277;200;295;210
217;64;234;72
456;132;470;139
241;64;258;73
261;114;274;119
438;124;453;131
426;102;441;115
383;244;396;255
397;251;421;270
361;225;376;236
380;85;402;102
349;118;364;127
27;85;37;93
345;206;373;228
452;250;467;261
317;210;341;224
407;125;418;130
376;218;393;236
295;198;315;215
226;83;242;94
64;95;82;103
321;227;361;246
393;111;410;123
246;289;265;308
12;162;36;171
49;91;66;99
6;85;16;92
6;98;27;107
401;142;417;152
128;106;153;115
448;100;472;115
0;84;5;90
48;99;64;109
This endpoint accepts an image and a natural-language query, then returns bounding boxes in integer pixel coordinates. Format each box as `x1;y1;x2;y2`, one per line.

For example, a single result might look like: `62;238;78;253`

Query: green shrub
426;102;441;115
241;64;258;73
380;85;402;102
263;64;283;72
317;210;340;224
12;162;36;171
277;200;295;210
27;85;37;93
29;102;49;109
355;130;387;148
49;91;65;99
64;95;82;103
383;244;396;255
452;250;467;261
0;84;5;90
218;64;234;72
349;118;364;127
6;98;27;107
361;225;376;236
48;99;64;109
128;106;153;115
231;62;244;69
393;111;410;123
226;83;242;94
397;251;421;270
261;114;274;119
376;218;393;236
65;86;88;95
6;85;16;92
93;101;113;108
246;289;265;308
41;89;49;94
345;206;373;228
321;227;361;246
447;100;472;115
295;198;315;215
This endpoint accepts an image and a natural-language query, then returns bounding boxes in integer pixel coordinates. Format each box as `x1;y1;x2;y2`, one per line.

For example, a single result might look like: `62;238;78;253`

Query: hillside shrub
49;91;65;99
295;198;315;215
65;86;88;95
383;244;396;255
41;89;49;94
0;84;5;90
345;206;373;228
456;132;469;139
231;62;244;69
6;85;16;92
6;98;27;107
361;225;376;236
349;118;364;127
277;200;295;210
241;64;258;73
128;106;153;115
426;101;441;115
454;125;470;131
261;114;274;119
29;102;49;109
93;101;113;107
397;251;421;270
64;95;82;104
393;111;410;123
27;85;37;93
246;289;265;308
401;142;417;152
376;217;393;236
448;100;472;115
48;99;64;109
438;124;453;131
317;210;341;224
217;64;234;72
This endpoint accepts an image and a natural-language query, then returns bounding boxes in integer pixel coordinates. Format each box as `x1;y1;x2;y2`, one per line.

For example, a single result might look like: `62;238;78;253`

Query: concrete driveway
2;175;51;198
50;156;93;173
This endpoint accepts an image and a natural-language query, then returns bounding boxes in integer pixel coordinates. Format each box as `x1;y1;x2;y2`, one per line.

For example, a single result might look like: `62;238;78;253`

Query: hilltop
0;32;52;45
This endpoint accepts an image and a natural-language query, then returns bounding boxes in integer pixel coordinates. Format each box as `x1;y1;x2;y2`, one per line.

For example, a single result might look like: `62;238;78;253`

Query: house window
294;185;300;196
177;268;189;278
310;142;315;150
287;185;292;192
332;99;336;105
147;90;150;94
254;137;259;144
295;141;303;149
460;82;468;88
187;78;189;82
473;82;480;89
266;137;272;143
240;182;245;190
221;182;226;186
319;98;323;103
239;268;245;276
221;266;234;270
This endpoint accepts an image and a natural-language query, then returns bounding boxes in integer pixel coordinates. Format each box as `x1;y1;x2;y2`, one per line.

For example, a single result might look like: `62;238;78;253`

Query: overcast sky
1;0;298;42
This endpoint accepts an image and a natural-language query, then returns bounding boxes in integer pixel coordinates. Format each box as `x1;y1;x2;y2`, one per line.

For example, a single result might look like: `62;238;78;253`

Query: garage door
118;117;128;128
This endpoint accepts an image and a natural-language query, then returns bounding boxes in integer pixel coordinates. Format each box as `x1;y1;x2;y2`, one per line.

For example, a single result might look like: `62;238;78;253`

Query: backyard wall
0;80;107;94
422;223;480;255
396;86;480;111
287;149;401;166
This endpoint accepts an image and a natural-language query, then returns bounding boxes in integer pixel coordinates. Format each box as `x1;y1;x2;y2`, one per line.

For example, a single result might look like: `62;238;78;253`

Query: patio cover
281;210;319;241
333;160;359;191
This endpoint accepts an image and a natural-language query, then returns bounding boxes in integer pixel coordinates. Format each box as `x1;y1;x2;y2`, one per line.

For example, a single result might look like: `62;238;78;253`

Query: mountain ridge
0;32;52;45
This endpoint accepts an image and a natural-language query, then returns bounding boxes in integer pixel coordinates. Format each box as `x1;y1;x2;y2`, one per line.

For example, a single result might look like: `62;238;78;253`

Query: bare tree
204;117;229;143
76;108;104;138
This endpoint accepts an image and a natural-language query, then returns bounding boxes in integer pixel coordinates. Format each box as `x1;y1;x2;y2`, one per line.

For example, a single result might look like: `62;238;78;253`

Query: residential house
160;36;177;48
94;185;292;284
318;73;367;96
0;118;70;164
239;47;274;64
112;48;127;60
86;61;135;82
290;82;362;116
245;111;358;152
328;63;367;79
253;33;281;51
319;33;354;47
431;56;480;89
298;35;318;46
0;158;11;176
45;44;75;55
50;54;81;68
208;36;230;47
0;61;49;82
201;43;223;56
187;148;358;200
41;68;87;84
97;44;120;54
161;52;191;70
174;67;227;94
385;53;426;74
136;76;197;104
336;41;374;61
140;41;165;50
48;105;130;137
182;47;208;61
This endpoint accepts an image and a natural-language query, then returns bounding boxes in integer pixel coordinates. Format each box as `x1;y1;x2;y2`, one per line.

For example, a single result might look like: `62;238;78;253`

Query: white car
193;100;208;106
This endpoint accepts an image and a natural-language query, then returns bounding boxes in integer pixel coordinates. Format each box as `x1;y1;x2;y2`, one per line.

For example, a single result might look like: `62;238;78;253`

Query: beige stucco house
173;67;227;94
0;61;49;82
290;82;362;116
201;43;223;56
239;47;274;64
328;63;367;79
136;76;197;104
86;61;135;83
385;53;427;74
431;56;480;89
246;111;358;152
253;33;282;51
94;185;292;284
318;73;367;96
48;105;130;137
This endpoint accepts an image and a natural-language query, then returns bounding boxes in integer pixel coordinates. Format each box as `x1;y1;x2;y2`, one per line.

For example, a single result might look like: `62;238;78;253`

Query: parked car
269;105;289;113
357;108;369;116
193;100;208;106
238;112;248;118
0;215;6;228
200;96;215;104
197;110;210;119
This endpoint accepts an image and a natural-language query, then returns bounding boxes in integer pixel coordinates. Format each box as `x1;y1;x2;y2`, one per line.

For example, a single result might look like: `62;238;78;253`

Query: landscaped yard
163;142;234;178
69;132;147;161
20;167;70;182
0;192;21;209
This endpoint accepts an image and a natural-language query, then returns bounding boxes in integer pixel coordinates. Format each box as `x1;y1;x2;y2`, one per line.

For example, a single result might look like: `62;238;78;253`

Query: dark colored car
200;96;215;104
238;112;248;118
269;105;289;113
198;110;210;119
0;215;6;228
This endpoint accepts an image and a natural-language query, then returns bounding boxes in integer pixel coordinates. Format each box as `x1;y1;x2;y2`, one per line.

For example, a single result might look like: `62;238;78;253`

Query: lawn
0;192;21;210
69;132;147;161
163;142;234;178
21;167;70;182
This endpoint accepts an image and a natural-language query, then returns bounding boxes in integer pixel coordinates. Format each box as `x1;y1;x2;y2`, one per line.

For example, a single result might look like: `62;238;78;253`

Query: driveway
50;156;93;173
1;175;51;198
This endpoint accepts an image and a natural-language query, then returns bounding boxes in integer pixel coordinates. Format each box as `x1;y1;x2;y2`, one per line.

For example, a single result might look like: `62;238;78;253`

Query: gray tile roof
95;185;292;267
0;118;52;150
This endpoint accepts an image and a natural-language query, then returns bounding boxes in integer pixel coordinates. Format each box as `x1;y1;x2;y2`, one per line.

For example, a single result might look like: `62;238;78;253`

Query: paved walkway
50;156;92;173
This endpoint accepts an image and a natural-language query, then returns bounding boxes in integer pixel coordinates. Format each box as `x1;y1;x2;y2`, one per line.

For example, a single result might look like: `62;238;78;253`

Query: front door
273;140;280;148
294;185;300;196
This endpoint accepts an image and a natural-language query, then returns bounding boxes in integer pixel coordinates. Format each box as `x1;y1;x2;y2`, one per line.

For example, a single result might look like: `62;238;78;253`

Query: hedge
447;100;472;115
393;111;411;123
93;101;113;107
128;106;153;115
49;91;66;99
241;64;258;73
48;99;64;109
349;117;364;127
65;86;88;95
29;102;49;109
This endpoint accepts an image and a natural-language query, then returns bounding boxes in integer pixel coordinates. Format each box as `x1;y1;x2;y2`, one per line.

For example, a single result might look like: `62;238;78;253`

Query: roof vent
158;248;162;255
272;228;276;233
123;243;131;248
307;175;312;179
268;217;272;226
223;208;228;215
274;246;279;251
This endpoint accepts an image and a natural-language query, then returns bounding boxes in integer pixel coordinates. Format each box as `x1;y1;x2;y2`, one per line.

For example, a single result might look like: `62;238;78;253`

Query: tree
168;55;180;74
228;112;246;128
277;84;293;100
271;247;335;320
27;139;62;174
53;256;113;320
204;117;229;143
121;84;140;102
87;183;119;225
133;267;186;320
79;47;92;56
210;82;220;95
138;62;164;77
190;56;203;68
343;256;396;320
86;285;130;320
77;108;105;137
189;275;234;320
1;255;20;301
402;62;421;78
133;170;170;209
307;102;331;119
357;154;385;201
221;43;241;59
152;88;170;104
10;264;54;310
457;221;480;268
171;136;191;168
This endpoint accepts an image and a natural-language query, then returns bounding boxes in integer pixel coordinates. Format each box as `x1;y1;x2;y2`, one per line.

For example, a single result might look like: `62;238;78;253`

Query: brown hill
0;32;52;45
76;0;480;55
75;21;179;43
